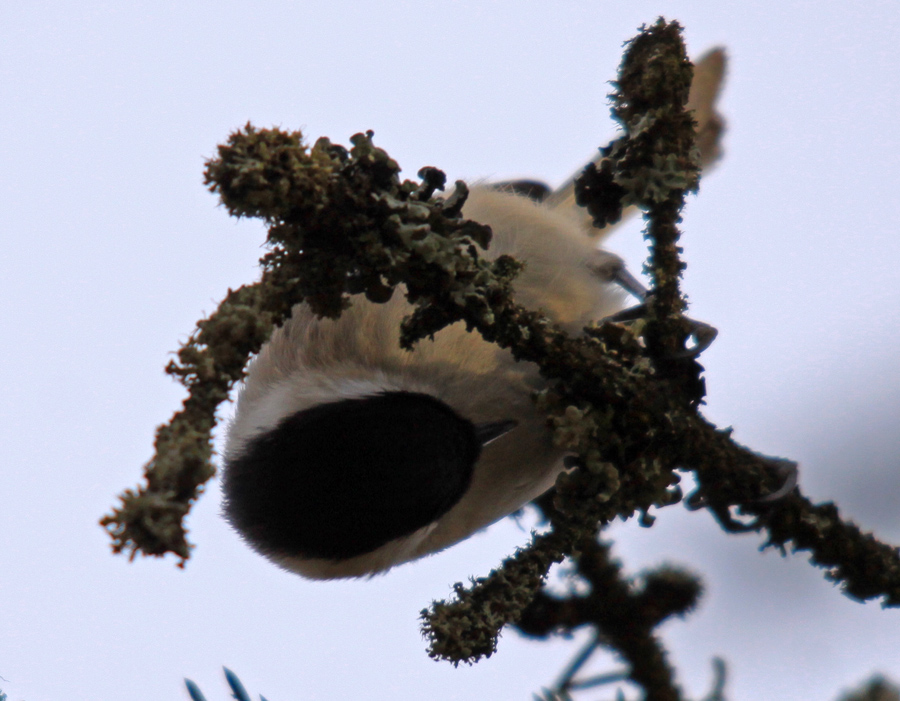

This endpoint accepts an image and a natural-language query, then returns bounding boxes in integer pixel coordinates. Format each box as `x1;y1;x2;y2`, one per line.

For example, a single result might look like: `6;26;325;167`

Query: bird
220;49;726;579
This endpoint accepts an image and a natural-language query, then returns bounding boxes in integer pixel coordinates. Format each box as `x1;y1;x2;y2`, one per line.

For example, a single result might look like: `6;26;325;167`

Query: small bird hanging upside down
221;49;728;579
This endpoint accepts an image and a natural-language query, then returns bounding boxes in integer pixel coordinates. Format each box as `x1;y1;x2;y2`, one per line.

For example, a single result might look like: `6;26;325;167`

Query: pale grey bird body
223;187;623;578
221;49;726;579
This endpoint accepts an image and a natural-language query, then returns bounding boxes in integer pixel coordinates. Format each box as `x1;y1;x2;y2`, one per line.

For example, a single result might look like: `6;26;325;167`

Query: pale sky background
2;2;900;700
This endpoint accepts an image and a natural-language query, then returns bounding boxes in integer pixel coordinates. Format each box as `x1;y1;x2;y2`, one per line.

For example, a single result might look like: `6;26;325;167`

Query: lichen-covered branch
419;18;900;668
100;129;517;563
684;418;900;606
99;18;900;686
422;18;709;668
516;537;702;701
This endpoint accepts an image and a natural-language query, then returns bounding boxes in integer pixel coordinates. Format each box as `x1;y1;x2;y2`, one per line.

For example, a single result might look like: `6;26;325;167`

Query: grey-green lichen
517;538;703;701
576;18;701;372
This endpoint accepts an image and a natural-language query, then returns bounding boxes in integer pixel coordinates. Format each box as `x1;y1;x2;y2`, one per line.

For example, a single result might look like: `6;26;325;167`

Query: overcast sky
2;2;900;700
